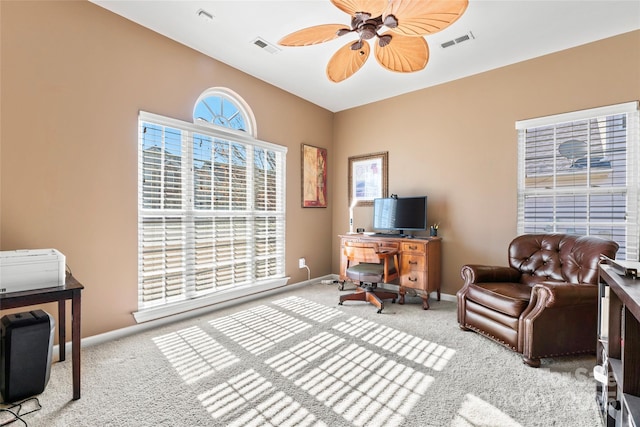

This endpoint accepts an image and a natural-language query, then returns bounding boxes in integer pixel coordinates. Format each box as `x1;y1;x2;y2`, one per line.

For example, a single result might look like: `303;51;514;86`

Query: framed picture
348;151;388;206
301;143;328;208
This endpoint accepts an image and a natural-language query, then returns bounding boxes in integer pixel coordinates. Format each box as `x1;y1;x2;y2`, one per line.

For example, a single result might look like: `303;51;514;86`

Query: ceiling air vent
441;31;475;49
252;37;280;54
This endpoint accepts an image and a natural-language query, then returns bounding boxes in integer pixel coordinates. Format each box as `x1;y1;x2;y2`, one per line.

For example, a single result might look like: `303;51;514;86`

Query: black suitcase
0;310;55;402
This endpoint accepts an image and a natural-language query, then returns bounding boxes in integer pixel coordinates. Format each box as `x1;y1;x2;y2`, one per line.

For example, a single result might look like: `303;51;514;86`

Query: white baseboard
52;274;455;356
439;292;457;303
53;274;338;355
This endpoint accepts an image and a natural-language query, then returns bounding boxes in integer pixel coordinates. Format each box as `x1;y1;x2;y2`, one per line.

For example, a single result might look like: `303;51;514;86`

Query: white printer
0;249;66;294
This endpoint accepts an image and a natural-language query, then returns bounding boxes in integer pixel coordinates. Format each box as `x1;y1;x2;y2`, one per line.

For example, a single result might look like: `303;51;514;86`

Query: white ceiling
91;0;640;112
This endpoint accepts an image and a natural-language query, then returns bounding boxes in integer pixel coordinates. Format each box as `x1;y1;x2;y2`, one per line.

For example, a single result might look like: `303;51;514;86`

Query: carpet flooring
1;282;602;426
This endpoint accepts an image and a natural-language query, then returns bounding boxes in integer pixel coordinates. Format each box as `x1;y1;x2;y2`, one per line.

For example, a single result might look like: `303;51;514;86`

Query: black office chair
338;241;399;313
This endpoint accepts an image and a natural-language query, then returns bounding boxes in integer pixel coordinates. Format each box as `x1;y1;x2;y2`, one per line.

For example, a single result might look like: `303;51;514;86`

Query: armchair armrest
528;282;598;308
457;264;523;331
460;264;522;284
520;282;599;365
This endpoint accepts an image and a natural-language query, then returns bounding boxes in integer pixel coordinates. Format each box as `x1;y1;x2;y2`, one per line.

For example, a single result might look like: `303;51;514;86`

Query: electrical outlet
298;257;306;268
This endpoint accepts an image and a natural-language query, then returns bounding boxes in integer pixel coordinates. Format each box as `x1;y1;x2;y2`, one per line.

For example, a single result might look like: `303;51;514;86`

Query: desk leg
58;300;66;362
421;294;430;310
398;286;406;305
72;291;81;400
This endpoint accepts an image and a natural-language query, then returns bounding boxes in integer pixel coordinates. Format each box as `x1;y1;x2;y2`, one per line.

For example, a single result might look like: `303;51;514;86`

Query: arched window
193;87;256;136
136;88;287;322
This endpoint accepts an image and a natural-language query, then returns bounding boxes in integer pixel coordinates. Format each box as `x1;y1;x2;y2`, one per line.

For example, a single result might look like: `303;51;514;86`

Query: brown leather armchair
457;233;618;367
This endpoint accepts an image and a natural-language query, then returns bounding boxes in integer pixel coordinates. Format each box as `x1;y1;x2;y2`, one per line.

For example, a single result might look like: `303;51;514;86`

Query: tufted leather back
508;234;619;285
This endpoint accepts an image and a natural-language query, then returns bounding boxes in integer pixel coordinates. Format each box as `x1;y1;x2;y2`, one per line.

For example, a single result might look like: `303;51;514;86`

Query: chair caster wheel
338;302;343;306
391;299;396;303
377;309;382;314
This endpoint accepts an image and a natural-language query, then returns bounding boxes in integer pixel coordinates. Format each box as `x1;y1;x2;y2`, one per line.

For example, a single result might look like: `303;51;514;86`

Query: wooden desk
0;275;83;400
339;234;442;309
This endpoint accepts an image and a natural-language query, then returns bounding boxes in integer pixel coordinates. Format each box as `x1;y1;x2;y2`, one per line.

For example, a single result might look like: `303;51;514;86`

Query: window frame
135;109;287;323
516;101;640;260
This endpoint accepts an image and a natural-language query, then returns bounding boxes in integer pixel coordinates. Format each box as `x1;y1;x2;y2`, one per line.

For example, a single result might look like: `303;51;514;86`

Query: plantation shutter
516;101;640;260
254;148;285;279
139;124;186;305
138;111;286;311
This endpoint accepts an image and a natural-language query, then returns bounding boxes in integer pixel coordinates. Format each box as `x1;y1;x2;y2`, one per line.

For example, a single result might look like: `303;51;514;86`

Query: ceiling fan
278;0;469;83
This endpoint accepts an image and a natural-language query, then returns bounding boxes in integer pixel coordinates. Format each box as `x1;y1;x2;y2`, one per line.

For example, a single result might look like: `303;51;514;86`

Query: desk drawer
401;272;425;290
379;241;400;251
401;242;426;253
401;255;425;271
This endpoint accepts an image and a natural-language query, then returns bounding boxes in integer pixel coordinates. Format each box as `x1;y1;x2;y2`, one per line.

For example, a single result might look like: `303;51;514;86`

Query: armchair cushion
466;282;533;318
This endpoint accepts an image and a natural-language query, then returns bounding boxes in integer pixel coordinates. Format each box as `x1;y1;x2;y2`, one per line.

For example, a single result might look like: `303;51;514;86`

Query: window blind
138;111;287;312
516;101;640;260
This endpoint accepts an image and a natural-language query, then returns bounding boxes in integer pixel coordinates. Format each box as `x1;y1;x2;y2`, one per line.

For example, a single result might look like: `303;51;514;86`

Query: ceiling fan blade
374;33;429;73
326;40;370;83
279;24;350;46
384;0;469;37
331;0;388;18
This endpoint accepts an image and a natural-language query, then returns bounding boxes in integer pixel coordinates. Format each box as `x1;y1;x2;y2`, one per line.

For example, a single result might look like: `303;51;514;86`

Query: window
136;89;287;322
193;87;256;134
516;101;640;260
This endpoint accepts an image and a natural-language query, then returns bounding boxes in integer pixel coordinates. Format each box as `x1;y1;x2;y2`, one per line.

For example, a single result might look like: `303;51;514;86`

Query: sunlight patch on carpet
209;305;312;355
268;336;434;427
333;316;456;371
451;394;523;427
198;369;328;427
265;332;346;378
152;326;239;385
272;296;344;323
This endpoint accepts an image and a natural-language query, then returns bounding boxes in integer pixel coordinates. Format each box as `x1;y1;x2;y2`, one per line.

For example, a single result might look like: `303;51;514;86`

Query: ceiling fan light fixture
354;12;371;22
361;26;377;39
378;34;392;47
383;14;398;29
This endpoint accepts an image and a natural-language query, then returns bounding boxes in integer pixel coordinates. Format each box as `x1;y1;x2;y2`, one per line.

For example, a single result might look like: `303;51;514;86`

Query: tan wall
1;1;639;338
332;30;640;297
0;1;334;337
